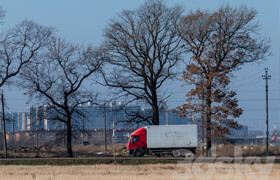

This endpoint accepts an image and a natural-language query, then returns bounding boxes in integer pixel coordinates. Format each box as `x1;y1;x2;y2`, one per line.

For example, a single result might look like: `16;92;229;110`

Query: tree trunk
151;90;159;125
201;90;205;157
152;105;159;125
66;116;73;157
206;83;212;157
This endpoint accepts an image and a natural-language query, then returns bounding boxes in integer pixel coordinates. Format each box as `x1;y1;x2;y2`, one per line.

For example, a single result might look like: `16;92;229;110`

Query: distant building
26;107;36;130
2;112;26;132
4;112;15;132
229;126;249;139
3;102;192;132
247;129;264;138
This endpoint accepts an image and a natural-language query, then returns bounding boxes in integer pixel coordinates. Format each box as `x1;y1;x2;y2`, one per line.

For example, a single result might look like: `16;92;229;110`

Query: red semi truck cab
127;125;198;157
127;127;147;156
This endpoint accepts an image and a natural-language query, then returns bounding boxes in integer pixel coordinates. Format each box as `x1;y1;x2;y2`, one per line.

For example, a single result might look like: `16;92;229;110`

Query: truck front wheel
134;149;144;157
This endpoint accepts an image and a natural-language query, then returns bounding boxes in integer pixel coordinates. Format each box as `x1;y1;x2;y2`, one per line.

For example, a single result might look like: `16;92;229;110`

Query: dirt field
0;163;279;180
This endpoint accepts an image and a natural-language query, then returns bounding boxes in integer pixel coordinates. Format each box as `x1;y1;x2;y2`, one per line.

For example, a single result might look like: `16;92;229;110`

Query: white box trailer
127;124;198;157
146;125;198;149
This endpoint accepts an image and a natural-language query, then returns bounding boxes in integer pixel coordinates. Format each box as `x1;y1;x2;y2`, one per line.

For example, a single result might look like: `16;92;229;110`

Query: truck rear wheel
134;149;144;157
172;149;195;157
172;150;180;157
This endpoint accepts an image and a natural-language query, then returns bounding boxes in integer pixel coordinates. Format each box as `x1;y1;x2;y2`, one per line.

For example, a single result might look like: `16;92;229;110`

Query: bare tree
102;0;183;125
19;37;104;157
177;6;270;156
0;9;52;157
0;20;53;87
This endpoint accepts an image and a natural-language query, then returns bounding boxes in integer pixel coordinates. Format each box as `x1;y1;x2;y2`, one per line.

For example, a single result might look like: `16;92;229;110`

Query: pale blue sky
0;0;279;132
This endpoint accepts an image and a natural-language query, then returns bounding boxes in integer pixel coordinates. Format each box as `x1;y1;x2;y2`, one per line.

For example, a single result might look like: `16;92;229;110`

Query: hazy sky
0;0;279;132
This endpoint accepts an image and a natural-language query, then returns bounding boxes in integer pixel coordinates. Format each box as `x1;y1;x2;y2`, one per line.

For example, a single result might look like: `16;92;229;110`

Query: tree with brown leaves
177;6;270;156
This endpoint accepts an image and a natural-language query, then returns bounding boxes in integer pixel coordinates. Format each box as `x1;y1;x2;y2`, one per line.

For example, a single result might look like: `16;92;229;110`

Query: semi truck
127;125;198;157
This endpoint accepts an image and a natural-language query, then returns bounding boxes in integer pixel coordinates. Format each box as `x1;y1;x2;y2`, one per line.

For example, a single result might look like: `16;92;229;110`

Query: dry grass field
3;143;279;158
0;163;279;180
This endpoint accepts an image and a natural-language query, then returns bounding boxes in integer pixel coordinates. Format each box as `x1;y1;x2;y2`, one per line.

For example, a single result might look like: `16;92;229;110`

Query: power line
230;78;261;88
242;108;279;111
238;98;280;101
230;70;264;83
268;69;280;77
236;89;280;92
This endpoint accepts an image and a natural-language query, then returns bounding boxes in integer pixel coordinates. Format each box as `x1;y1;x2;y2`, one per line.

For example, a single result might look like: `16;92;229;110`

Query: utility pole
36;107;39;148
104;102;107;151
63;123;66;148
12;113;14;148
165;101;169;125
113;122;115;159
262;68;271;156
1;90;7;158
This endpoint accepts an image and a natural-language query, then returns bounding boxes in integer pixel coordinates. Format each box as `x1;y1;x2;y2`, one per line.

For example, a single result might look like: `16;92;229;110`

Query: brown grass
3;143;280;158
196;144;280;157
2;144;127;158
0;163;279;180
72;144;127;156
